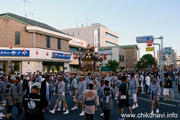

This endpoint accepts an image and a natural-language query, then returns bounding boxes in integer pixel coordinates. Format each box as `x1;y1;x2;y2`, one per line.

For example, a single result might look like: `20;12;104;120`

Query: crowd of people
0;70;179;120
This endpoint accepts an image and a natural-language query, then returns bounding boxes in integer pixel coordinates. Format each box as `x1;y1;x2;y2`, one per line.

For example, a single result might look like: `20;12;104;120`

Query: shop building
0;13;73;74
69;37;87;71
99;45;138;70
98;46;126;71
61;23;119;52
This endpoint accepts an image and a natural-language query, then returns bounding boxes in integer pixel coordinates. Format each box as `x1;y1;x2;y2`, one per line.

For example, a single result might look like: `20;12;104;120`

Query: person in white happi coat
78;75;87;116
49;75;69;114
71;74;78;110
129;73;139;109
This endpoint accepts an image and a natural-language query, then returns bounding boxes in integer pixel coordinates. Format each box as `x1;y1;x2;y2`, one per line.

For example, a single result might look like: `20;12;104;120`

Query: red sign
147;40;153;47
46;52;49;56
64;53;66;56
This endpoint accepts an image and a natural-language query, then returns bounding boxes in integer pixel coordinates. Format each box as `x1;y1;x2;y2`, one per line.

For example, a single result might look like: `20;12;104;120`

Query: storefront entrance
43;62;64;73
0;61;21;74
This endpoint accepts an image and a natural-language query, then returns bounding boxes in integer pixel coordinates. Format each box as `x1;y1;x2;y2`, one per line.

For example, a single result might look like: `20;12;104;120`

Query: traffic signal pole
154;36;164;85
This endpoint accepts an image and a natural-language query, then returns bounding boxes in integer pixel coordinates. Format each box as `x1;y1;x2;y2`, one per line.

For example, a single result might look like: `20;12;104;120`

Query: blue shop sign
52;52;70;59
0;50;30;56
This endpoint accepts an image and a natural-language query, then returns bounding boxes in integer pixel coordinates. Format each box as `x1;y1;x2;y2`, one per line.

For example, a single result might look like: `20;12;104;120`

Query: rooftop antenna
90;14;91;25
31;13;35;19
86;18;89;26
21;0;30;17
76;20;78;28
60;17;61;30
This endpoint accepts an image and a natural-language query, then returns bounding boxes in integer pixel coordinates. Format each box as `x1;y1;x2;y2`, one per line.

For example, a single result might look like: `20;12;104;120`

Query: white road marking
137;97;176;107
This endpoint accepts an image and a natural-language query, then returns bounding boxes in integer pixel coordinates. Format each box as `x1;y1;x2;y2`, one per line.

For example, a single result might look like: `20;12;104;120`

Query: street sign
146;47;154;52
164;47;172;54
136;35;154;43
147;40;153;47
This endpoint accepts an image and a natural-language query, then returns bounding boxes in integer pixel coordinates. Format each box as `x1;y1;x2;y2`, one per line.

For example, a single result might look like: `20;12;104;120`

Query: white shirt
145;76;150;86
46;82;50;96
29;81;33;93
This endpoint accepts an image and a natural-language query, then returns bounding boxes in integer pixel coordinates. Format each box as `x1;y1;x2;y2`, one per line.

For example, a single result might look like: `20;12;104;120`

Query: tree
106;60;119;72
136;54;155;69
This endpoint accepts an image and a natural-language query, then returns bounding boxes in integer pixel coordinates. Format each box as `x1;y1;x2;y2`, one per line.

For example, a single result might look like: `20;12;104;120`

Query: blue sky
0;0;180;57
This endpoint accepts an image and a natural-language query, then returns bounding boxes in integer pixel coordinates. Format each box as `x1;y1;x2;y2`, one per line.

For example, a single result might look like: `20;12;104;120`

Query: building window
46;36;51;48
105;32;118;40
57;38;61;49
119;55;124;61
105;41;117;46
69;47;78;53
134;59;136;62
15;32;20;45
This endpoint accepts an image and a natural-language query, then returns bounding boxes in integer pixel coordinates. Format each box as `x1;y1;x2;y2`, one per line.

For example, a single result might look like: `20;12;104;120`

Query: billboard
52;52;71;59
69;39;86;48
93;29;99;52
0;50;30;56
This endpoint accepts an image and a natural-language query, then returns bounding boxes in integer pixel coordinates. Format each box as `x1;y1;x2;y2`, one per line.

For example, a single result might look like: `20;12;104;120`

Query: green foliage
136;54;154;69
106;60;119;72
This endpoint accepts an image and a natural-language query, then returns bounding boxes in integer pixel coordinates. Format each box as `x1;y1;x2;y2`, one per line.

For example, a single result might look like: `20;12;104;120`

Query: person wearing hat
5;76;18;120
0;74;7;117
40;75;51;111
98;77;105;117
49;74;69;114
129;73;139;109
50;73;56;96
147;76;161;114
22;82;48;120
14;77;23;118
117;76;133;120
83;82;98;120
0;74;7;119
71;74;78;110
100;78;115;120
77;74;86;116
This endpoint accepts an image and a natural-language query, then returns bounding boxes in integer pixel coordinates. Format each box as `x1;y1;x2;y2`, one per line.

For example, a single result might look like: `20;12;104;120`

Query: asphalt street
2;94;180;120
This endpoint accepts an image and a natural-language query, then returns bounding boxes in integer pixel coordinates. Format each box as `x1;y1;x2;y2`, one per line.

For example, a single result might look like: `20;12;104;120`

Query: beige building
98;46;126;70
120;45;138;69
98;45;138;70
61;23;119;52
177;56;180;67
0;13;73;74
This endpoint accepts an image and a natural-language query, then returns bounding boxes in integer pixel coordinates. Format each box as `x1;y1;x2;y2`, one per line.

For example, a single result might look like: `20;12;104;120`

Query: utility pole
154;36;164;85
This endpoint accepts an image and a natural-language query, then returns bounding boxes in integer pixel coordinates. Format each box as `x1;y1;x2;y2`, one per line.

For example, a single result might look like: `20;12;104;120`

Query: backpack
5;83;12;96
165;79;172;88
